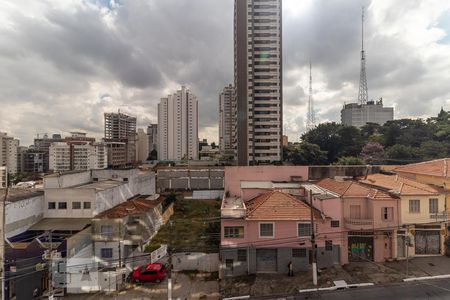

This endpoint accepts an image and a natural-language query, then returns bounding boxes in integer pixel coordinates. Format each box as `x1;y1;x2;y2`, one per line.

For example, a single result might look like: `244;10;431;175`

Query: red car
132;263;168;283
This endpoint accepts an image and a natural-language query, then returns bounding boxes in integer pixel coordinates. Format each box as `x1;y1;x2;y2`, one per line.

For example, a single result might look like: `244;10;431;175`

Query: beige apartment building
0;132;19;175
234;0;283;165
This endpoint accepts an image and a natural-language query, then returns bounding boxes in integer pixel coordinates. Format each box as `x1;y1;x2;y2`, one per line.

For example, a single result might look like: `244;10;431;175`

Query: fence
172;252;219;272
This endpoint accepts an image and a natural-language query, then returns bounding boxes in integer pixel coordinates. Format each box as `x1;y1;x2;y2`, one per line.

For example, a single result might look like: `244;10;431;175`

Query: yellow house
394;158;450;188
360;173;447;257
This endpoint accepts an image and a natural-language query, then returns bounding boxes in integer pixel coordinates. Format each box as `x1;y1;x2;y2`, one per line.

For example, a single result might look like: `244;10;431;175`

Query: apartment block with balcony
360;173;448;256
91;196;164;267
0;132;20;175
314;178;400;262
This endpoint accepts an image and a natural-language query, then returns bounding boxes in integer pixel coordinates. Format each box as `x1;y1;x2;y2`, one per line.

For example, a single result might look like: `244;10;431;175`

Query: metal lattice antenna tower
306;62;316;131
358;7;368;105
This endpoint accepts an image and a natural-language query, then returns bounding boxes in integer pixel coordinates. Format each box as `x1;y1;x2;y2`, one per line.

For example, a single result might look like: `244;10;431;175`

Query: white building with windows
219;84;235;160
49;141;107;172
136;128;149;162
157;86;199;160
0;132;20;174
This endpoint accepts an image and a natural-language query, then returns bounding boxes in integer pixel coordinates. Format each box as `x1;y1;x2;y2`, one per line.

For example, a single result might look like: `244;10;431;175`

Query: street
250;278;450;300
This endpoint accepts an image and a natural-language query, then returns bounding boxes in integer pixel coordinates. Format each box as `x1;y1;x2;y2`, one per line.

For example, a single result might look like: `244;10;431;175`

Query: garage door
415;231;440;254
256;249;277;273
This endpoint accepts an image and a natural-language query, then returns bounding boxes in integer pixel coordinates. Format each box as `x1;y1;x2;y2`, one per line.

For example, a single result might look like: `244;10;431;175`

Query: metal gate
415;231;440;254
256;249;277;273
348;234;374;261
397;235;406;258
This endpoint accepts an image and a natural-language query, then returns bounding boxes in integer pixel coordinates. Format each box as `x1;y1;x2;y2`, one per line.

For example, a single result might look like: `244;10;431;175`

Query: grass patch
145;198;221;253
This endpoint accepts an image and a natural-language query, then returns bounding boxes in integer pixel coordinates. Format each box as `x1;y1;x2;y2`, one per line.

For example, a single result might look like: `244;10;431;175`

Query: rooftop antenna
357;6;368;105
306;61;316;131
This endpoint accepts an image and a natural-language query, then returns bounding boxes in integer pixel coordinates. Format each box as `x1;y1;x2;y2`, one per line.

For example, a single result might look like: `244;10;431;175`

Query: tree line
284;108;450;165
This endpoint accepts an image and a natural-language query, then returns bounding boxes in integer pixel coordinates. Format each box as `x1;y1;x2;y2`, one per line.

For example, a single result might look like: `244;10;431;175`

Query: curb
299;282;374;293
403;274;450;282
223;296;251;300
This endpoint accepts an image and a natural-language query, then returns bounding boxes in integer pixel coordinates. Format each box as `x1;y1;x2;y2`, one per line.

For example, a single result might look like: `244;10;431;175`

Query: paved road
250;278;450;300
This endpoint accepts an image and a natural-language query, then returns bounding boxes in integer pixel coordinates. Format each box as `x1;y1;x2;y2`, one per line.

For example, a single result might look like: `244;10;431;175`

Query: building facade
157;86;199;161
219;84;235;160
136;128;149;162
33;134;65;172
104;111;137;165
341;99;394;128
0;132;19;175
147;124;158;156
234;0;283;165
0;166;7;188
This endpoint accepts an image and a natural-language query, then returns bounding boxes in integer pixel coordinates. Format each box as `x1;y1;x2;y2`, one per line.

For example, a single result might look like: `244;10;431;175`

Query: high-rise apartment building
136;128;149;162
147;124;158;155
34;133;65;172
104;110;137;165
157;86;198;161
234;0;283;165
0;132;19;175
219;84;235;160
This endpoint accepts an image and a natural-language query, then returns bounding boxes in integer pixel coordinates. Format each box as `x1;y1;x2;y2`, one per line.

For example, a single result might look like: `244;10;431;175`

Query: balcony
344;218;374;230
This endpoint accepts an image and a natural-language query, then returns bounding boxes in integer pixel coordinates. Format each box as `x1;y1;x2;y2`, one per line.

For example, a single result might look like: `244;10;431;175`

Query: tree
420;141;448;160
384;144;421;165
360;142;384;164
283;142;328;165
334;156;364;165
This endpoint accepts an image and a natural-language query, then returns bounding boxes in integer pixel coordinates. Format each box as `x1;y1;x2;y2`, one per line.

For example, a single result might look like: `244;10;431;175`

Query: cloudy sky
1;0;450;146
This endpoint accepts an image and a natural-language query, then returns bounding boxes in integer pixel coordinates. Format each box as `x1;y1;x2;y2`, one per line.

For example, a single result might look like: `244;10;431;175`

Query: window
429;198;438;214
72;202;81;209
83;202;91;209
58;202;67;209
325;240;333;251
292;248;307;258
382;207;393;221
297;223;311;237
237;249;247;262
331;220;340;227
259;223;274;237
101;225;113;238
48;202;56;209
409;200;420;213
350;205;361;219
224;226;244;238
100;248;113;259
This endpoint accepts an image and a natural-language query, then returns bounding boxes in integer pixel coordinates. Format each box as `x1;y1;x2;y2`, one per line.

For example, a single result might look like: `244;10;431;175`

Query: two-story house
360;173;447;256
91;196;164;268
314;178;400;262
220;190;346;277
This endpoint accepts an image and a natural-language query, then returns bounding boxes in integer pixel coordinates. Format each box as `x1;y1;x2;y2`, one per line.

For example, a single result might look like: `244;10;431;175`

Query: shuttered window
382;207;393;221
429;198;438;214
409;200;420;213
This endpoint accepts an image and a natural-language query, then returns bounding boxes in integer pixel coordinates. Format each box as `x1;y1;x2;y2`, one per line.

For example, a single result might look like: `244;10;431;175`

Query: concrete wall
309;165;381;180
172;252;219;272
5;194;44;238
157;167;224;192
224;166;308;197
44;171;92;188
45;188;95;218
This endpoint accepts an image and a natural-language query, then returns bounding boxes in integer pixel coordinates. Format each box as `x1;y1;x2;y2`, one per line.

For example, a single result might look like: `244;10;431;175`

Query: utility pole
1;187;9;300
48;230;53;299
168;220;173;300
309;190;317;286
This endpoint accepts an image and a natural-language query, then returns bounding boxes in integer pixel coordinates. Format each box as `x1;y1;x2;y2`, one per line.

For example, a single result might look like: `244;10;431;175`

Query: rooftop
0;188;44;203
94;196;163;219
75;179;124;191
30;218;91;231
246;191;323;221
359;173;440;195
395;158;450;179
315;178;396;200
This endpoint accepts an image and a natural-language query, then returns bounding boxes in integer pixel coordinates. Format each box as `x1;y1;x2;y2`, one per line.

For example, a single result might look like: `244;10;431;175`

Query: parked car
131;263;168;283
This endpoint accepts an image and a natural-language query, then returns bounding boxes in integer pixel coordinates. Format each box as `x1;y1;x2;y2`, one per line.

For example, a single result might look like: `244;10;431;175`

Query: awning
29;218;91;231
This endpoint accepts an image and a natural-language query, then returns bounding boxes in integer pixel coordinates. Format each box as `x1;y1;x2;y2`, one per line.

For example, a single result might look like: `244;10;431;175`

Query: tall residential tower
157;86;199;161
234;0;283;165
219;84;235;160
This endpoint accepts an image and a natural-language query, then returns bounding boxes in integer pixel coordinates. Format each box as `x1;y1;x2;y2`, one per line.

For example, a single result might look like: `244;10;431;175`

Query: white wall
44;171;92;188
44;189;95;218
5;194;44;238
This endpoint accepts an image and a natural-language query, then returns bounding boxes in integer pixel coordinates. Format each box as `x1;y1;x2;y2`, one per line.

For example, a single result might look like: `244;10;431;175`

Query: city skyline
1;0;450;145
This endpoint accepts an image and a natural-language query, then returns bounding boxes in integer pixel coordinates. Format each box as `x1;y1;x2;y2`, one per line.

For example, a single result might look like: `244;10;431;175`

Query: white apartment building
158;86;199;161
49;141;107;172
0;166;7;188
219;84;235;159
0;132;19;174
136;128;149;162
341;99;394;128
234;0;283;165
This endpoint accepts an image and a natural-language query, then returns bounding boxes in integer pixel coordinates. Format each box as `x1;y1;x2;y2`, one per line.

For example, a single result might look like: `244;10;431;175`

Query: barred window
224;226;244;238
259;223;274;237
292;248;307;258
331;220;340;227
297;223;311;237
237;249;247;262
325;240;333;251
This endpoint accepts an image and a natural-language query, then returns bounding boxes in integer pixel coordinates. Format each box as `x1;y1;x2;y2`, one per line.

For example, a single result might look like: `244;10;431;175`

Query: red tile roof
394;158;450;178
359;173;440;195
245;191;322;221
95;197;163;219
315;178;396;200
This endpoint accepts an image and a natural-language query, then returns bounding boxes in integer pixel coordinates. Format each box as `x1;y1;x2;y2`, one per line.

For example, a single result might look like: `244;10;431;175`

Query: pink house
220;190;346;276
312;178;401;262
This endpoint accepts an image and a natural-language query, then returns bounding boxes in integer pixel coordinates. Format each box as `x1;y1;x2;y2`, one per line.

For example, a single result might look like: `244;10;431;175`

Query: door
256;249;277;273
415;231;440;254
397;235;406;258
348;236;374;261
384;235;392;259
225;259;234;276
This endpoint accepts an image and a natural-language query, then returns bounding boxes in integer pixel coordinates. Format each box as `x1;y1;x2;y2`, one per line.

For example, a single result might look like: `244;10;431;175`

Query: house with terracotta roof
91;195;165;268
394;158;450;188
359;173;447;256
220;190;345;276
313;178;400;262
